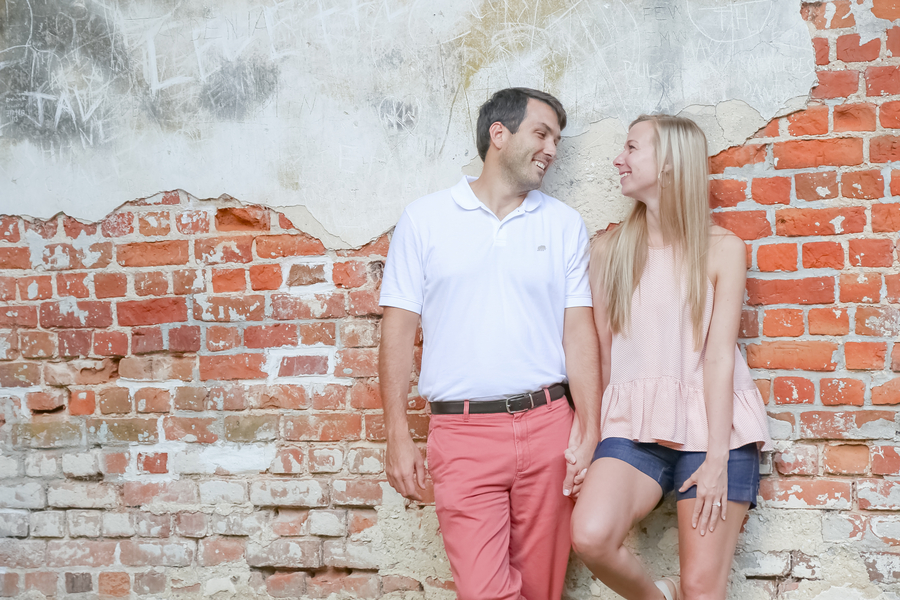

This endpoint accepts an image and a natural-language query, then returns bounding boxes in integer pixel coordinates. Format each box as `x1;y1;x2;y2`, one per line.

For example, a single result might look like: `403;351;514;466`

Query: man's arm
379;306;426;501
562;306;602;497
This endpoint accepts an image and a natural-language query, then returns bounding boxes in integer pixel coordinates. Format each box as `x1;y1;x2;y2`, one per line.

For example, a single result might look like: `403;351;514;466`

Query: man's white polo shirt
380;176;592;402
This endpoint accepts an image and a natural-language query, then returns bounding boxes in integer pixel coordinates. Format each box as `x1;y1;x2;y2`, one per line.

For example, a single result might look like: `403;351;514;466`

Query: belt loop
543;387;552;411
464;399;470;422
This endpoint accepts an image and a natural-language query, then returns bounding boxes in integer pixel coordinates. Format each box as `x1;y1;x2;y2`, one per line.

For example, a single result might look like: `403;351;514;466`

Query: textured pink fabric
600;246;772;451
426;397;574;600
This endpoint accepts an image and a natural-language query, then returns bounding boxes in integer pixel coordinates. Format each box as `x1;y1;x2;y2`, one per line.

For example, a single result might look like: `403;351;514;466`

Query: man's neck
468;166;532;221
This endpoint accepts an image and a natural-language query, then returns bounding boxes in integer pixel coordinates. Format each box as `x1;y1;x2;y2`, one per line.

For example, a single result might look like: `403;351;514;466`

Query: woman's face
613;120;659;202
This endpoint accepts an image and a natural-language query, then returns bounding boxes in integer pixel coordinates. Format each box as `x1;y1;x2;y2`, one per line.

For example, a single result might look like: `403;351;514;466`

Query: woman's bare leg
571;458;667;600
676;499;749;600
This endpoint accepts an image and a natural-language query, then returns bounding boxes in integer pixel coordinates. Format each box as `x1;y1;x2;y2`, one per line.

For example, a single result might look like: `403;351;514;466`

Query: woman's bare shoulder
708;226;746;271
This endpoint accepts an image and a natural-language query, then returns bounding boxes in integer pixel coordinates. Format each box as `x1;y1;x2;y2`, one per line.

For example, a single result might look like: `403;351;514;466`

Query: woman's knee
569;512;622;561
679;568;726;600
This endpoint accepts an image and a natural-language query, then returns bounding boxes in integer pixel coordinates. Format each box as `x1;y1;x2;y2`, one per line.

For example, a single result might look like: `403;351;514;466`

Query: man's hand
562;415;596;499
385;434;427;501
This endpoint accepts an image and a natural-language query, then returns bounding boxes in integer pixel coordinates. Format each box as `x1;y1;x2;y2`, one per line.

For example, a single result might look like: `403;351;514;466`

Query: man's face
498;99;561;191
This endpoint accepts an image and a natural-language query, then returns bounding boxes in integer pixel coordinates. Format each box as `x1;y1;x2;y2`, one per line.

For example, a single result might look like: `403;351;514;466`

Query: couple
378;88;772;600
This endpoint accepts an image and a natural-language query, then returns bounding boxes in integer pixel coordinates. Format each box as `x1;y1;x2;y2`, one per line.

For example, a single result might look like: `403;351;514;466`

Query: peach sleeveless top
600;246;772;451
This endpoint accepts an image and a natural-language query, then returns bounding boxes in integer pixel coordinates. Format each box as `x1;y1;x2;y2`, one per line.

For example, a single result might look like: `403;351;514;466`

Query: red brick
709;180;746;208
94;331;129;356
250;264;282;290
168;325;201;353
857;305;900;338
746;277;834;305
307;572;378;596
746;341;837;371
837;34;880;62
810;70;859;99
271;447;306;474
763;309;804;337
200;538;245;566
98;387;132;414
279;355;329;376
858;479;900;510
869;135;900;163
0;277;14;301
132;326;164;354
750;177;791;205
890;26;900;57
0;329;15;360
342;319;381;347
382;575;422;593
0;306;37;327
813;36;830;65
175;210;210;234
803;0;855;29
337;233;391;258
310;384;348;409
335;348;378;378
867;65;900;96
47;540;118;567
23;218;58;239
300;322;337;346
821;378;865;406
708;144;766;175
118;355;193;381
69;390;96;415
0;247;31;269
872;445;900;475
216;206;270;232
193;295;265;321
17;275;52;300
56;272;89;298
809;307;850;335
98;571;130;597
774;138;863;169
824;444;869;475
164;416;219;443
135;388;171;413
94;273;127;298
349;289;384;316
118;298;187;326
18;331;53;359
874;0;900;20
873;378;900;405
893;344;900;371
200;354;266;380
834;103;877;131
845;341;887;370
256;234;325;258
283;414;362;441
365;413;429;441
773;377;815;404
787;104;829;136
272;293;347;319
759;478;852;509
840;272;882;303
119;540;194;566
173;269;205;294
287;264;326;286
775;207;866;236
117;241;188;267
266;572;306;598
800;410;894;440
887;273;900;303
173;387;208;411
40;301;112;328
843;171;884;200
802;241;844;269
333;261;369;288
774;444;818;475
873;203;900;232
710;211;771;240
245;324;298;348
134;271;168;296
254;385;308;410
331;479;384;507
138;212;170;236
849;239;894;267
0;216;21;242
207;326;241;352
795;171;838;200
212;268;246;292
24;572;56;596
26;390;65;412
883;102;900;130
195;236;254;264
59;329;92;357
757;244;797;272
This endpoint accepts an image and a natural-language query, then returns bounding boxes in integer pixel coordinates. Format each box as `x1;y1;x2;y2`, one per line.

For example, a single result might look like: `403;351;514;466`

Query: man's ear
489;121;507;152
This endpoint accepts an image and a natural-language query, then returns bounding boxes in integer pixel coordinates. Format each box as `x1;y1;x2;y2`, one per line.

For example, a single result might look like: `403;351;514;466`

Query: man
378;88;601;600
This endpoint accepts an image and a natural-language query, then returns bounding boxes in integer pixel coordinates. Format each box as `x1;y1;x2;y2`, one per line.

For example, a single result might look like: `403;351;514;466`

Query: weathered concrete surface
0;0;815;246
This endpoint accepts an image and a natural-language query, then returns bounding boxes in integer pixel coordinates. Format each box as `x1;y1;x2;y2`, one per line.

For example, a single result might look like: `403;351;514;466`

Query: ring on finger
712;501;722;507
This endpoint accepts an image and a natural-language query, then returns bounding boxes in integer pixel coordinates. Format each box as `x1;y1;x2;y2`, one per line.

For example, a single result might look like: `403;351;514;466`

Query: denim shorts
593;437;761;509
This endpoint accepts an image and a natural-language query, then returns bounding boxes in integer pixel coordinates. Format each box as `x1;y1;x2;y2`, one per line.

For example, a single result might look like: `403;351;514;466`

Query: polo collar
450;176;544;213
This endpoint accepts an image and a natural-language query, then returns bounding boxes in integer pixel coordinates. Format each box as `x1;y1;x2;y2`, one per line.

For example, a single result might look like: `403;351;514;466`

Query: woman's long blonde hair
590;114;711;349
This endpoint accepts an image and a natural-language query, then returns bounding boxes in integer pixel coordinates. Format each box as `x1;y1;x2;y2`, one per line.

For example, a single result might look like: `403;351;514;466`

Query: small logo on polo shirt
537;245;546;251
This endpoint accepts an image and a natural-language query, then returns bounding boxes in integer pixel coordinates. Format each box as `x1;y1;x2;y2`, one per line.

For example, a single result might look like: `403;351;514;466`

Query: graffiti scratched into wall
0;0;815;246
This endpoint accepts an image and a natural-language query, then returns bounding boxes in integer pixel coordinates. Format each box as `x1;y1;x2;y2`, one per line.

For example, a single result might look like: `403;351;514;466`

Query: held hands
385;434;426;501
563;416;595;499
679;456;728;535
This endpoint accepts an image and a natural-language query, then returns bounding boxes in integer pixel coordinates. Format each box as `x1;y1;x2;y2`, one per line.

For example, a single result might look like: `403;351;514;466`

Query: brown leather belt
429;383;569;415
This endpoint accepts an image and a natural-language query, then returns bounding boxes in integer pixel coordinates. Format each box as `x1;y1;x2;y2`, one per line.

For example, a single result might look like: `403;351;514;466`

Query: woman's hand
679;455;728;535
563;414;596;499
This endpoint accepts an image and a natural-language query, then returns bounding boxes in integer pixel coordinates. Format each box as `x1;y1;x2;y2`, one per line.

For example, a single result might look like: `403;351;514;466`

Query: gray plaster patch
0;0;815;246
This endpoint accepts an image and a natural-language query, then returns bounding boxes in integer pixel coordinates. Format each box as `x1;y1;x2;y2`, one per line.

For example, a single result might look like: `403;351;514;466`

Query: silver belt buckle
504;392;534;413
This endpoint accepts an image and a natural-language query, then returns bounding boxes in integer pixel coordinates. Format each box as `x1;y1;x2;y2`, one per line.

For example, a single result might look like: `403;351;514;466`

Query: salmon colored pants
426;394;574;600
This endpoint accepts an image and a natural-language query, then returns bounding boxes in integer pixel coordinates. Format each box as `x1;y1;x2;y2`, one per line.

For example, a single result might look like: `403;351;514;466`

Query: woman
570;115;772;600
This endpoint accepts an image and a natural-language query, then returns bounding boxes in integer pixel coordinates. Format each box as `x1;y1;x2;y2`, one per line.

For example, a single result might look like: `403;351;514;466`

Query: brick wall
0;1;899;598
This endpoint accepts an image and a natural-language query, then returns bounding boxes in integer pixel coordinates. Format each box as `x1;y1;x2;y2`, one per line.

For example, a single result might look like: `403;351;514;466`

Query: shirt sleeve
379;209;424;314
565;217;593;308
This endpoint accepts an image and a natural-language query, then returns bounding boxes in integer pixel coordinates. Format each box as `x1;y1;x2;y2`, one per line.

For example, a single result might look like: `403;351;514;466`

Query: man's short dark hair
475;88;567;161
